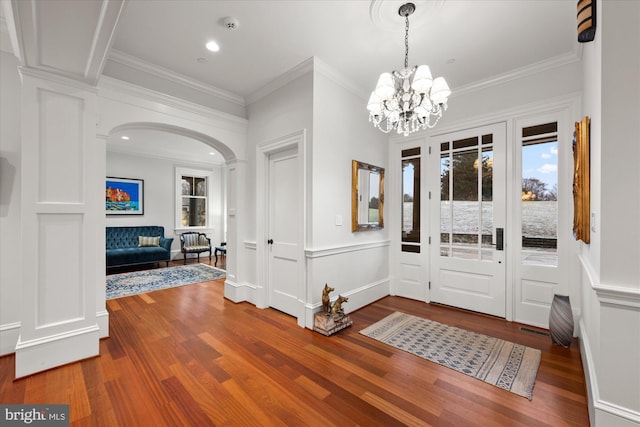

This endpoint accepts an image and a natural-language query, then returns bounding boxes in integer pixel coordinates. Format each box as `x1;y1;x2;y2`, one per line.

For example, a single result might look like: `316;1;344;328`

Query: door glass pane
522;141;558;266
440;152;451;257
521;125;558;267
481;147;494;261
402;154;420;248
440;137;492;261
452;148;479;259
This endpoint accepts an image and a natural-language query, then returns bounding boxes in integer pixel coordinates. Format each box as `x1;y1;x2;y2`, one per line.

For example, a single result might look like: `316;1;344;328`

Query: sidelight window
402;147;421;253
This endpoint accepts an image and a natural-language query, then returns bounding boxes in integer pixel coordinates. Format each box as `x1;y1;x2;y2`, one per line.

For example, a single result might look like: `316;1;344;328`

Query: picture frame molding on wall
106;177;144;215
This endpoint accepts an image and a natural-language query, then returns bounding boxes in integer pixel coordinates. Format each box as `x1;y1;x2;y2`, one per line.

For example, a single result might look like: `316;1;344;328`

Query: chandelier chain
404;15;410;69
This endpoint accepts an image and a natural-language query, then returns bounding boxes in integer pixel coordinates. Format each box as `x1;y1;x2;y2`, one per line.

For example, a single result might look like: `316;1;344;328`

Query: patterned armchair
180;232;212;264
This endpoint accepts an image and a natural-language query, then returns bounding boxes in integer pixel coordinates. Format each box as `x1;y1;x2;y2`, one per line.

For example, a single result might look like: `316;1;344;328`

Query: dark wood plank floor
1;265;589;426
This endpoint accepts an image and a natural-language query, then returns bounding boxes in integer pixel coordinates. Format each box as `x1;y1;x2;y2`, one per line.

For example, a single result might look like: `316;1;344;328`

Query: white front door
429;123;507;317
267;147;301;316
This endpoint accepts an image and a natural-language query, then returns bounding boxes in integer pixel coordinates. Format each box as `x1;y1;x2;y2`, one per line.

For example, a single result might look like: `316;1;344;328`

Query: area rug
359;311;541;399
106;264;225;299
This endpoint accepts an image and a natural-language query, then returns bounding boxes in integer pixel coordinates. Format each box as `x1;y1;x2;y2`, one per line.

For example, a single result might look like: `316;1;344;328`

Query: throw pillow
139;236;160;247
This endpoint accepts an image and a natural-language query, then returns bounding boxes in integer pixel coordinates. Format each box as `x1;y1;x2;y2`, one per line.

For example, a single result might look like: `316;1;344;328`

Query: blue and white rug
360;311;541;399
106;264;225;299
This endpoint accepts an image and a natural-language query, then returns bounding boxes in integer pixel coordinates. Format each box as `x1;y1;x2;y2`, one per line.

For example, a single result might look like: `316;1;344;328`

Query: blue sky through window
522;142;558;189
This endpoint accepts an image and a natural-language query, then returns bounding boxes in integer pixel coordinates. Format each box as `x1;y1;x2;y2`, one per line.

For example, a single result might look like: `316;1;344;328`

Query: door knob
267;238;273;245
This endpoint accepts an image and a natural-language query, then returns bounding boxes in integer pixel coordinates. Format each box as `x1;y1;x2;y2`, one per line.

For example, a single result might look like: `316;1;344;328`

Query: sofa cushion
139;236;160;247
106;247;169;267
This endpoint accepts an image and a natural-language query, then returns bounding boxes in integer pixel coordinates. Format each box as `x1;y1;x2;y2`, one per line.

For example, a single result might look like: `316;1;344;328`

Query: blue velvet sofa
106;226;174;268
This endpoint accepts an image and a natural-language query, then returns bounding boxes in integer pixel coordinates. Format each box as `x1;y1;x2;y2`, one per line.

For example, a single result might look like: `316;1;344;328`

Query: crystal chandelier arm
367;2;449;136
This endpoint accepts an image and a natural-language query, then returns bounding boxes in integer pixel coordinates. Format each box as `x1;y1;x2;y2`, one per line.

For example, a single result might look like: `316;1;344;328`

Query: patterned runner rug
359;311;541;399
106;264;225;299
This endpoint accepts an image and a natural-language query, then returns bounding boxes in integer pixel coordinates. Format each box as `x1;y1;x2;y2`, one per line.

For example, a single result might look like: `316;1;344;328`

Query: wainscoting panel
37;214;84;327
516;279;557;328
38;89;84;203
395;256;427;301
304;241;390;328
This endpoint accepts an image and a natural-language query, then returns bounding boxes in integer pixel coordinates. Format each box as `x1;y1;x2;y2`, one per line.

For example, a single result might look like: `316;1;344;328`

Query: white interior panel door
430;123;507;317
268;147;300;316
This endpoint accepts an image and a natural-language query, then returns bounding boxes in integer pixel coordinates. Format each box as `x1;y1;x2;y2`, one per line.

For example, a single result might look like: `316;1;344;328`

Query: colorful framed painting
106;177;144;215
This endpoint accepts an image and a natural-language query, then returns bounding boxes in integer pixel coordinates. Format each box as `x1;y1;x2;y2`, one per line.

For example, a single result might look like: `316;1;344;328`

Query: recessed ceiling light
209;152;215;155
206;41;220;52
121;136;130;140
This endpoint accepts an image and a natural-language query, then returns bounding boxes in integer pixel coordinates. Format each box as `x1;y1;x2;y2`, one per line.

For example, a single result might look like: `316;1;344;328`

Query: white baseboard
96;310;110;339
223;279;258;306
15;325;100;378
303;278;390;329
0;322;20;356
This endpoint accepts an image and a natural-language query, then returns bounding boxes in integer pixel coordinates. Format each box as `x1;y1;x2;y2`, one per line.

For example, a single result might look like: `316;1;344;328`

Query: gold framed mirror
352;160;384;231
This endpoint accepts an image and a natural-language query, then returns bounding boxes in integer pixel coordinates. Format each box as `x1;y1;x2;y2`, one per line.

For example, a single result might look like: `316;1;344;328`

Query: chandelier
367;2;451;136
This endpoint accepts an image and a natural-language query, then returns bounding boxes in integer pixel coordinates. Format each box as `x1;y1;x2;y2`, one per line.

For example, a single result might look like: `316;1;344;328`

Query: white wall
243;58;391;325
308;61;390;317
106;150;225;258
244;66;314;297
579;1;640;426
311;62;389;248
0;50;22;355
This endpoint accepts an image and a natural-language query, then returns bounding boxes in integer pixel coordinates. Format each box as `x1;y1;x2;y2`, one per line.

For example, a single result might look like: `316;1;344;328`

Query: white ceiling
2;0;580;164
111;0;578;98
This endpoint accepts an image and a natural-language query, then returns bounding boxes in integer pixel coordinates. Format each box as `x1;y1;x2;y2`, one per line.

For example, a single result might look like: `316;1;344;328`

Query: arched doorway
96;88;249;341
106;123;231;266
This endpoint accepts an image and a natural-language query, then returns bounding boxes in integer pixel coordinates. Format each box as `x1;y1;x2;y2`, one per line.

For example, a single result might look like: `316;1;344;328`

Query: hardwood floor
1;269;589;426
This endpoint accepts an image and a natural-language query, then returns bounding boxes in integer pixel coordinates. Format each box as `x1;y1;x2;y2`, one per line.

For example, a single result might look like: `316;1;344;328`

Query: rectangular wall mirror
352;160;384;231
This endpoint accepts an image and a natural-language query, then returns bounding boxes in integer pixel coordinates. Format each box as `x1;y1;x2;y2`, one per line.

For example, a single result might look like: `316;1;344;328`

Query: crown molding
246;56;370;105
245;57;315;105
452;50;582;98
18;66;99;93
107;49;245;107
98;75;248;128
314;57;370;100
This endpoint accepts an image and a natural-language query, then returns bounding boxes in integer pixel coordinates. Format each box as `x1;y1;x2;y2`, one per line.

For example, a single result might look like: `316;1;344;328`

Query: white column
223;159;250;303
15;69;101;377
